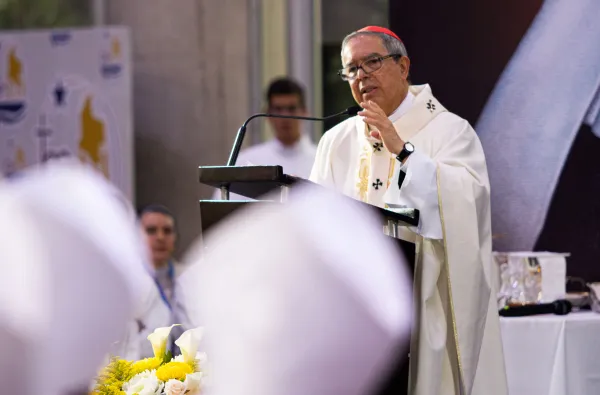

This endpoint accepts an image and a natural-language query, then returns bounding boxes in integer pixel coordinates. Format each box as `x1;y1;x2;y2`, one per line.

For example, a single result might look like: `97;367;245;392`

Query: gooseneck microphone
227;105;362;166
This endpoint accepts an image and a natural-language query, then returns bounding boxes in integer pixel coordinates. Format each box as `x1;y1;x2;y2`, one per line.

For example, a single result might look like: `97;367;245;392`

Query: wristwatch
396;142;415;163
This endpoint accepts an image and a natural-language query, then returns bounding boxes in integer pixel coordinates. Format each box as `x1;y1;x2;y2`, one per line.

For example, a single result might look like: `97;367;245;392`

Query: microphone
498;299;572;317
227;105;362;166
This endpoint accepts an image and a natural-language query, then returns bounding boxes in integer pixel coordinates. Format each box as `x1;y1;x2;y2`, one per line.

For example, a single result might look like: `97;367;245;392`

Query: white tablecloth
501;311;600;395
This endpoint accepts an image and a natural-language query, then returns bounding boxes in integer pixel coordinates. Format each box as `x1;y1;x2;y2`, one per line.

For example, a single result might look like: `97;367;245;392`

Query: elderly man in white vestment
310;26;508;395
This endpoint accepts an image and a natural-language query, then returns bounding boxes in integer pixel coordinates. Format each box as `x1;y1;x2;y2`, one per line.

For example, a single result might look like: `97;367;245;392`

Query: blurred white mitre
0;161;149;395
184;185;413;395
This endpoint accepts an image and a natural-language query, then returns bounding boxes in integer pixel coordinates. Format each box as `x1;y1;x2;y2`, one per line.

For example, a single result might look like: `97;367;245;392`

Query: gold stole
354;87;447;207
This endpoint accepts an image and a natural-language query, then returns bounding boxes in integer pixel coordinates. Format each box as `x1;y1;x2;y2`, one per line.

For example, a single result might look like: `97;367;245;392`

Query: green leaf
163;350;173;364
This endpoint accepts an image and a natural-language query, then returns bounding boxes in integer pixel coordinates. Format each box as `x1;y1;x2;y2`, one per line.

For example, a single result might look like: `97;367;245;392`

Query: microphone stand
226;106;361;167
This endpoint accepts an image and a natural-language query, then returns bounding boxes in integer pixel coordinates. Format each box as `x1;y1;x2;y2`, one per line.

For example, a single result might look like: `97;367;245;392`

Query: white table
501;311;600;395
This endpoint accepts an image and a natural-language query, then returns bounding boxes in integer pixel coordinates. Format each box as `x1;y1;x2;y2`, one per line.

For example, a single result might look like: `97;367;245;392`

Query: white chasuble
310;84;508;395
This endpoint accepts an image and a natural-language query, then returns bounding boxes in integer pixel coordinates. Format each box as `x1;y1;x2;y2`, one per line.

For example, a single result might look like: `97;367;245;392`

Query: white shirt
213;134;317;199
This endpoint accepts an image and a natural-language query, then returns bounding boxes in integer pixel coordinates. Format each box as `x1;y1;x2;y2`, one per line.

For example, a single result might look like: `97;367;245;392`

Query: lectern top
198;165;419;227
199;165;305;199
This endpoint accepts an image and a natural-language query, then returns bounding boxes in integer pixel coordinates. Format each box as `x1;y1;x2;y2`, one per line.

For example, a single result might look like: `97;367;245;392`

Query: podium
198;165;419;239
198;165;418;395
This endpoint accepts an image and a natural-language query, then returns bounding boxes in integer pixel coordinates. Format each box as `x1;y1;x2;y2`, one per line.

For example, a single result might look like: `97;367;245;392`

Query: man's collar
388;91;416;123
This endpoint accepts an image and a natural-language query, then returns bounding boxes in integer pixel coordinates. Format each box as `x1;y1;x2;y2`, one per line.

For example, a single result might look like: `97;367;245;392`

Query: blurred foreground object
184;185;413;395
0;161;147;395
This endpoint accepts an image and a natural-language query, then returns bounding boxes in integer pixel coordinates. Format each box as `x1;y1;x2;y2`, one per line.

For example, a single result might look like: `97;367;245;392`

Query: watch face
405;142;415;152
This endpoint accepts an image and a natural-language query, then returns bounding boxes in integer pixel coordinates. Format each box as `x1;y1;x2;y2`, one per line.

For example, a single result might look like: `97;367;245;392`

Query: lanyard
154;260;175;310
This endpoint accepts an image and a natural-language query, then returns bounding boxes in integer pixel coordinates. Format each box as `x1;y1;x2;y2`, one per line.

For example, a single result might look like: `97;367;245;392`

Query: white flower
147;324;180;358
174;327;204;364
173;354;184;363
184;372;204;394
194;352;208;372
164;379;187;395
123;370;163;395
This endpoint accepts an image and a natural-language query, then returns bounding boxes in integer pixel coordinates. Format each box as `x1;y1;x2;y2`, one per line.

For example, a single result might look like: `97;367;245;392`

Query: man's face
341;35;410;116
268;94;306;145
141;212;176;267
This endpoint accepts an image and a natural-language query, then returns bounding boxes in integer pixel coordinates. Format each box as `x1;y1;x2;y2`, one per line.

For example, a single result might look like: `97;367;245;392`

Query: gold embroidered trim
436;165;466;394
356;143;370;202
387;157;396;188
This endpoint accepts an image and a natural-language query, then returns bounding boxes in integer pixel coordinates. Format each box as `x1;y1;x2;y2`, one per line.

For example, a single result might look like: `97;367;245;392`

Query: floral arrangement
93;325;206;395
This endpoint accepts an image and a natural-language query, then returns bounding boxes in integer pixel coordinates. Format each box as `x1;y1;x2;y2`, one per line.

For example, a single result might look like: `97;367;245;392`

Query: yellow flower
156;361;194;382
93;358;133;395
147;324;179;359
130;357;163;376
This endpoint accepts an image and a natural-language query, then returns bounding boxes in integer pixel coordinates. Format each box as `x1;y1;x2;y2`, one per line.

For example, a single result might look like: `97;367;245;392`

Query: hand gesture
358;100;405;155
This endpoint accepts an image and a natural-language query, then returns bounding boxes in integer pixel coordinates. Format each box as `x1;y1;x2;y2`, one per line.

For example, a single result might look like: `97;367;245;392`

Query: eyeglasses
338;54;401;81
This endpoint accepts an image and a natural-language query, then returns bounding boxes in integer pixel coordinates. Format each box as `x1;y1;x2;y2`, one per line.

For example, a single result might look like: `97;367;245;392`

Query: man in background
238;77;317;175
139;204;180;307
214;77;317;199
139;204;185;354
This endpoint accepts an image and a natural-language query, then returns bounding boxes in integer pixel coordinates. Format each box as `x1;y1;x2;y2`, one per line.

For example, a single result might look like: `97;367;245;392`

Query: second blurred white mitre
0;161;149;395
186;185;413;395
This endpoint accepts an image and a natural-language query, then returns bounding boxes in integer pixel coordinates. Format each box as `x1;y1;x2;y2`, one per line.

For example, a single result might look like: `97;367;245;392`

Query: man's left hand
358;100;405;155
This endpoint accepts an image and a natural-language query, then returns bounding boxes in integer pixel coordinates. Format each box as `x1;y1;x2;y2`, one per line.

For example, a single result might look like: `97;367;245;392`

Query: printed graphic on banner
50;31;72;46
0;43;26;124
100;33;123;78
35;77;121;183
36;113;70;163
3;137;26;177
0;28;132;198
53;80;66;107
79;95;109;178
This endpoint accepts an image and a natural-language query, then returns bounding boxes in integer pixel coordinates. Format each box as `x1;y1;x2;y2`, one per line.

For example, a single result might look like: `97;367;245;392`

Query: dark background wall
389;0;600;282
389;0;543;125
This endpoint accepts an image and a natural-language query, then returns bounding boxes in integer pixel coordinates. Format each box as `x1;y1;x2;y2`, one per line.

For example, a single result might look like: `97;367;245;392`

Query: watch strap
396;143;414;163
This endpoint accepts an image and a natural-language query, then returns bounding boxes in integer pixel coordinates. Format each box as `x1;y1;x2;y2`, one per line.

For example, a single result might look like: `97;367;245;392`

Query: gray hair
341;31;408;59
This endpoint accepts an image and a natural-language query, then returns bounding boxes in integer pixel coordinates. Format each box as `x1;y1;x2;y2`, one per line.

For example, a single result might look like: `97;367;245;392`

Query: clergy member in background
139;204;185;355
139;204;181;308
310;26;507;395
213;77;317;199
184;184;413;395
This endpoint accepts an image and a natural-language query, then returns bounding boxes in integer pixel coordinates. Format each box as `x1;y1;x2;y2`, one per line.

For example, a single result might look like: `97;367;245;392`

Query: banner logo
0;45;26;124
50;30;72;46
100;35;123;78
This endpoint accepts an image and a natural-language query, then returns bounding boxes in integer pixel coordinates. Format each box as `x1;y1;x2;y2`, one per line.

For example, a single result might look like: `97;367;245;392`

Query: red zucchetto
358;26;402;43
